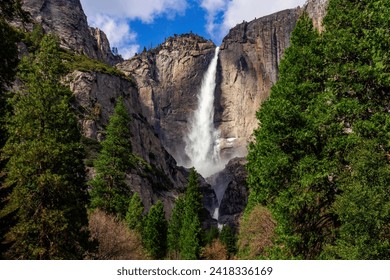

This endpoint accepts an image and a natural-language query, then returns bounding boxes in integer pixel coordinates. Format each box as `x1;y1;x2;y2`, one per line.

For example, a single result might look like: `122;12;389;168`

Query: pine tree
319;0;390;259
247;14;331;259
246;1;390;259
0;35;90;259
0;2;22;258
220;225;237;258
125;192;144;233
183;168;203;216
166;169;204;260
179;168;203;259
179;211;201;260
0;0;25;183
142;200;167;259
89;97;134;218
167;195;184;258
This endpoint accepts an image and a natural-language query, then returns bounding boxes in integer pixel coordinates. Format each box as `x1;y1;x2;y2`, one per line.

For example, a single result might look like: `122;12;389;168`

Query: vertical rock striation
65;71;189;215
216;0;328;161
216;8;302;160
16;0;122;65
117;34;216;164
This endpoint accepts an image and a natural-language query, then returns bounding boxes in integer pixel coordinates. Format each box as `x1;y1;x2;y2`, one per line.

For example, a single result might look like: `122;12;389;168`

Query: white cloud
121;44;141;60
80;0;307;58
89;14;139;59
81;0;187;23
200;0;228;42
200;0;306;44
80;0;188;59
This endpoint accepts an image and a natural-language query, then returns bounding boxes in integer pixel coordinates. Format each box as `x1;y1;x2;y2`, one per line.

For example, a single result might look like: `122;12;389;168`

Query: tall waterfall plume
185;47;224;178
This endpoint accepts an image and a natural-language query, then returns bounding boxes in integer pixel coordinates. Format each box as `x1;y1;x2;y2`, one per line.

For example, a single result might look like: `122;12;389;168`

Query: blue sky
80;0;306;59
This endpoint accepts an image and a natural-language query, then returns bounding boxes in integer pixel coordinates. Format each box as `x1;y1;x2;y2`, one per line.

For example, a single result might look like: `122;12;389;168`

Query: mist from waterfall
184;47;224;178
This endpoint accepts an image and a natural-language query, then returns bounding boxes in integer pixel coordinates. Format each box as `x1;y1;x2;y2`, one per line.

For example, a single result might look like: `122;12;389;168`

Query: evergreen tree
0;2;22;258
0;35;90;259
125;192;144;233
142;200;167;259
183;168;203;217
179;168;203;259
247;14;330;259
246;0;390;259
0;0;25;183
89;97;134;218
167;169;203;259
204;226;219;245
179;211;201;260
220;225;237;258
319;0;390;259
167;195;184;258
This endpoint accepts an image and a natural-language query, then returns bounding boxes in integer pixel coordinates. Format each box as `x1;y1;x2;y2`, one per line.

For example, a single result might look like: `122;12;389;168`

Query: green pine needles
89;97;135;218
125;192;144;233
143;200;167;259
167;168;203;259
1;35;90;259
246;0;390;260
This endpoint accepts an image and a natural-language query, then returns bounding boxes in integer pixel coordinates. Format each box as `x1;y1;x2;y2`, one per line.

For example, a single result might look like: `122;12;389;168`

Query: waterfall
184;47;223;178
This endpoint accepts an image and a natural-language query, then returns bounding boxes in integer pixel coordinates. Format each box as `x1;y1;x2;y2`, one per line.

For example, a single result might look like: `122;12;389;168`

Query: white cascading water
184;47;224;178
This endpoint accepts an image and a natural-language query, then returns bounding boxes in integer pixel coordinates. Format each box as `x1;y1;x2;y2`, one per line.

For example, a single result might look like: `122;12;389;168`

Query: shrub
238;205;276;259
88;209;148;260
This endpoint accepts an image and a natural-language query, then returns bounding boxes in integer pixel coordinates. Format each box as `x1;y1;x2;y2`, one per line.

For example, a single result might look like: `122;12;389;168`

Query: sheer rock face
208;158;248;228
65;71;189;215
216;8;302;160
215;0;328;161
18;0;122;65
117;34;216;164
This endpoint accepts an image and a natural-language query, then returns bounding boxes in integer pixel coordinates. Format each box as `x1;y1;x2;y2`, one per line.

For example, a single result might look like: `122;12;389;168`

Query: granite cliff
119;0;328;166
65;71;189;215
10;0;218;217
14;0;122;65
216;8;302;160
115;0;328;224
11;0;329;221
117;34;216;164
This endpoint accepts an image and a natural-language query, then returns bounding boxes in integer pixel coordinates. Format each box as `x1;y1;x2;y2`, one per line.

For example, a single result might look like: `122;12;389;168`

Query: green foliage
167;195;184;258
179;211;201;260
125;192;144;233
0;0;28;22
204;226;219;245
220;225;237;258
179;168;203;259
167;168;204;259
246;1;390;260
0;35;90;259
60;50;127;77
0;18;19;150
0;0;26;259
142;201;167;259
184;168;203;217
89;97;135;218
323;140;390;259
21;24;44;53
